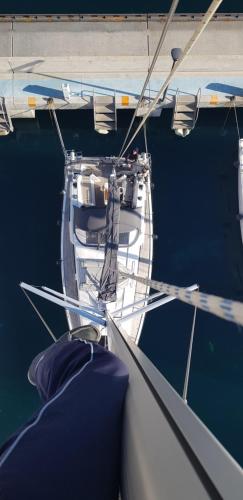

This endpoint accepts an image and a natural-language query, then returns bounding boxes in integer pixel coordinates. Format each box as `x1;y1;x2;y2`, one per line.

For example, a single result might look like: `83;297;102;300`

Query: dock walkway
0;14;243;117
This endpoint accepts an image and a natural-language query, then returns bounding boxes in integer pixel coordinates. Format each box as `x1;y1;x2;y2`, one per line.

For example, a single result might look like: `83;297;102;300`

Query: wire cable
21;287;57;342
234;102;240;140
143;122;148;155
182;286;199;403
118;0;180;159
221;99;234;134
118;0;223;160
47;98;67;158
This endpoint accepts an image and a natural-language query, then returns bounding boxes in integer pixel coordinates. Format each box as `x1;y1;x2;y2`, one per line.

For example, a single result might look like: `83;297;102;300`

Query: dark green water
0;0;242;13
1;108;243;466
1;0;243;467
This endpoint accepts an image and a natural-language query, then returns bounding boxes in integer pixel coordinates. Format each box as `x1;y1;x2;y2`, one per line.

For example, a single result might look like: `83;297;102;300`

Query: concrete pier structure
0;13;243;118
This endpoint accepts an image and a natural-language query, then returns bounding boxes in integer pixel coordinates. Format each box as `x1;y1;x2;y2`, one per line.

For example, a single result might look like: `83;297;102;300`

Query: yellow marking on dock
105;16;126;21
122;96;129;106
210;95;219;105
28;97;36;108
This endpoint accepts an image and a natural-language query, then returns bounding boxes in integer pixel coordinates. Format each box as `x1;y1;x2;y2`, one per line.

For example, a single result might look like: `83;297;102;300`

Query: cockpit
73;206;140;247
70;161;147;248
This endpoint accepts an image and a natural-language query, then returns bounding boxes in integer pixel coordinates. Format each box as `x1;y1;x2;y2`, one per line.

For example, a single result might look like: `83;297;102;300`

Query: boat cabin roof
74;205;142;234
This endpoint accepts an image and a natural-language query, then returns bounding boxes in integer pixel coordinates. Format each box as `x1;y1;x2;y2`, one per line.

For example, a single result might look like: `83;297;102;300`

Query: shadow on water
0;106;243;466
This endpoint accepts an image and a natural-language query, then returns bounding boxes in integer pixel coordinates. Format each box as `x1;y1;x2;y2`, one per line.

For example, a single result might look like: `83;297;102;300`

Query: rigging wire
48;105;54;128
47;98;67;158
118;0;180;159
221;101;233;134
21;287;57;342
182;286;199;403
234;102;240;140
118;0;223;161
143;122;148;156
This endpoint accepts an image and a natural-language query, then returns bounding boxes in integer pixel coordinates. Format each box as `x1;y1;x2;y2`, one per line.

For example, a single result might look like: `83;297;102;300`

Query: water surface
0;0;243;467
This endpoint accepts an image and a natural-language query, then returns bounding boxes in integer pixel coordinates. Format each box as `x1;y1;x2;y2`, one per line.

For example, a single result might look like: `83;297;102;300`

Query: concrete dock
0;13;243;118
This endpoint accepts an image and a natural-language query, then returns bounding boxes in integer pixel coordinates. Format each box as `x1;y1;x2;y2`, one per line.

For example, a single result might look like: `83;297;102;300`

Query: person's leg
28;324;101;390
0;336;128;500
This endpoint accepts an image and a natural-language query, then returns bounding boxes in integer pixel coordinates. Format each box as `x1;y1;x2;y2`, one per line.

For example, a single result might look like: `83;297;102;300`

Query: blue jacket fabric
0;339;129;500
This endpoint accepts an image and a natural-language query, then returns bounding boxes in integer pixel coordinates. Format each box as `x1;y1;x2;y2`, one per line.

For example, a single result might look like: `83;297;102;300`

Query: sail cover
99;172;120;302
0;338;128;500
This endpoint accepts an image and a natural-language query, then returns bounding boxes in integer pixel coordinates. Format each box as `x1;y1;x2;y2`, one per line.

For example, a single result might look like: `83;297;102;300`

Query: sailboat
61;150;153;345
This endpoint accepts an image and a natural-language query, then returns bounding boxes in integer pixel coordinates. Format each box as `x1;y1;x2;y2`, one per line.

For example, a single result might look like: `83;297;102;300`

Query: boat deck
61;155;153;340
116;176;153;343
61;172;81;330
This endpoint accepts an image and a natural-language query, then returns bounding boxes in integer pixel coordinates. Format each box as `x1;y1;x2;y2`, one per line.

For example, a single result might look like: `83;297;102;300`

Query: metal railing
0;97;13;133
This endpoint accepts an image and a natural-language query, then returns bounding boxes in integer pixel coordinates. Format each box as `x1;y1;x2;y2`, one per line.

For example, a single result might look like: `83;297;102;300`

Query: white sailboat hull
61;154;153;344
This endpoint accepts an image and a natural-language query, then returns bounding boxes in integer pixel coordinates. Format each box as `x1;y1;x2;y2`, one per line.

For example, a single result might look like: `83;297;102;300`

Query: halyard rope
120;272;243;328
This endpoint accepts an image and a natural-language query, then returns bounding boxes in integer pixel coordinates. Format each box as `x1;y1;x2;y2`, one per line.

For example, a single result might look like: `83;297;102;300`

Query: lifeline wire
21;287;57;342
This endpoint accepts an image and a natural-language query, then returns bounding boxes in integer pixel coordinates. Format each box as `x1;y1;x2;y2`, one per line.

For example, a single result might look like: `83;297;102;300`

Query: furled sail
99;171;120;302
